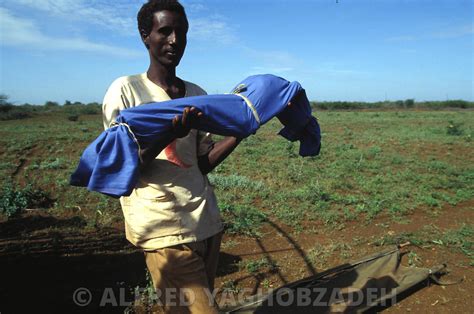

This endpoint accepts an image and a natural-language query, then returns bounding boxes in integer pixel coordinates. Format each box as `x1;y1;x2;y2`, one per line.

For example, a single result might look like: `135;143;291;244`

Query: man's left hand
172;106;203;138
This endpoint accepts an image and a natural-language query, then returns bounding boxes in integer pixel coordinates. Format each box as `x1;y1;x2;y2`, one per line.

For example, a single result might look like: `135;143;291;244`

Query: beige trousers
144;232;222;314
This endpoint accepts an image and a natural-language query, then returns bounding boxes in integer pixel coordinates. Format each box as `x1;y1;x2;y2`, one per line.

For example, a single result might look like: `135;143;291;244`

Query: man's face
144;10;188;68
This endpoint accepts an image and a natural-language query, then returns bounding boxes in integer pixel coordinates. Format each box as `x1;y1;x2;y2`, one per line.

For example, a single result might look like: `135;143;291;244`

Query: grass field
0;109;473;312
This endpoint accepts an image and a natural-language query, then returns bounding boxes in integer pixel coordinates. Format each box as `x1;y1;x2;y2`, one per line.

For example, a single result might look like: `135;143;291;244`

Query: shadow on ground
0;214;145;313
0;214;242;313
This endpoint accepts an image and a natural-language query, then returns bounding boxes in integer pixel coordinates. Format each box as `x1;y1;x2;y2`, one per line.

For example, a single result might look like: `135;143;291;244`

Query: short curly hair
137;0;188;38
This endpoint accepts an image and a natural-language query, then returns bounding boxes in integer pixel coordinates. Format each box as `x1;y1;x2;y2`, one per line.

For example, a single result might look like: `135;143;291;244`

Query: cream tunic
102;73;223;250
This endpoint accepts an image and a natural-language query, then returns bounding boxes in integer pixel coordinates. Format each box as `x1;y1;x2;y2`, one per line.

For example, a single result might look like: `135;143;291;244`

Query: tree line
312;99;473;110
0;95;101;121
1;94;472;121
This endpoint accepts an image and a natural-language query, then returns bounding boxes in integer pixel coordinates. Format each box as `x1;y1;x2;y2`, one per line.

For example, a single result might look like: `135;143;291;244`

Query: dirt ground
0;200;472;313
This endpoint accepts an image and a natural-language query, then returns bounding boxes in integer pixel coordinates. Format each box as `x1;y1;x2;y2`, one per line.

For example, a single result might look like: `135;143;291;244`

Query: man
102;1;240;312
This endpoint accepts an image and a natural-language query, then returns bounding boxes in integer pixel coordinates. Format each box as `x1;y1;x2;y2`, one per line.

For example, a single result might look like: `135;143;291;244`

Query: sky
0;0;472;105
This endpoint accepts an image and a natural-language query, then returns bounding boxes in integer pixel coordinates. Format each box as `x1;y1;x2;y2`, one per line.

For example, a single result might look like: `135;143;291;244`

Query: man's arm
197;136;241;175
139;106;242;173
139;90;297;171
196;91;299;174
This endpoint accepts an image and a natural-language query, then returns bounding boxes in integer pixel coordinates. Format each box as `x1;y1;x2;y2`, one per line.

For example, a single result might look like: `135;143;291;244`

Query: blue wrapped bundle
70;74;321;197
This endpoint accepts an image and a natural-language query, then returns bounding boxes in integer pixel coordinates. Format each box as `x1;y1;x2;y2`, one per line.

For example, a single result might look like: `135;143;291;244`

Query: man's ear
140;29;150;49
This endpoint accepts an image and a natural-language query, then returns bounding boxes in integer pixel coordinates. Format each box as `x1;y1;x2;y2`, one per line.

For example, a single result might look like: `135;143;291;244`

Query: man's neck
146;65;185;99
147;65;176;88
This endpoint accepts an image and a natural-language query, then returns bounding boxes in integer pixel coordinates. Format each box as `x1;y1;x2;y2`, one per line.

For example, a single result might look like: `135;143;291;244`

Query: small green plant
287;161;304;182
221;240;239;249
374;231;426;247
317;209;340;225
220;203;267;237
0;161;15;171
420;194;440;208
407;251;422;267
208;174;264;191
239;258;278;274
221;280;240;294
366;146;382;159
286;141;297;158
40;158;66;170
261;279;272;288
131;268;158;312
446;120;464;136
0;184;52;218
436;224;473;259
307;242;352;269
343;207;357;220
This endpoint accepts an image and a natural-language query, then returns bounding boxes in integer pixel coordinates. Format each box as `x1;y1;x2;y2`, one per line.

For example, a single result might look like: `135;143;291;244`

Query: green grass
220;203;267;237
307;241;353;269
1;110;472;234
238;257;279;275
373;224;473;264
0;113;121;223
208;173;265;191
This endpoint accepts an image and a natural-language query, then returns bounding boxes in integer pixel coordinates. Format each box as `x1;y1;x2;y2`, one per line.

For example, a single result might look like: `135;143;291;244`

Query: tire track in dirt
11;144;39;180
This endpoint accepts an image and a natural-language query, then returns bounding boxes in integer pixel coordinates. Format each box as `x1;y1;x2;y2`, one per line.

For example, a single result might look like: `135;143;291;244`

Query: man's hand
140;106;202;167
172;106;202;138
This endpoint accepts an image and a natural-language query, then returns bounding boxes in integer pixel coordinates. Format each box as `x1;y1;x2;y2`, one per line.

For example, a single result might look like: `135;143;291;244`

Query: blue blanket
70;74;321;197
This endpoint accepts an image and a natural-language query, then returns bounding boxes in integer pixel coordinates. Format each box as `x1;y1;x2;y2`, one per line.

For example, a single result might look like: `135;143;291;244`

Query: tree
0;94;13;113
0;94;9;105
44;101;59;107
404;99;415;108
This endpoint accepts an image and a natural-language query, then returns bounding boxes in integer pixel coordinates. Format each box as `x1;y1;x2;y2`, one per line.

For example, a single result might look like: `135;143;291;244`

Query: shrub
220;203;267;236
0;110;30;121
446;120;464;136
311;100;473;110
44;101;59;107
0;184;52;218
67;114;79;122
0;103;13;113
404;99;415;108
445;100;469;109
